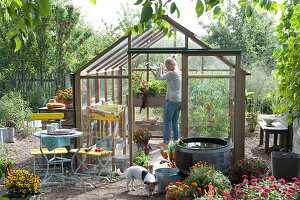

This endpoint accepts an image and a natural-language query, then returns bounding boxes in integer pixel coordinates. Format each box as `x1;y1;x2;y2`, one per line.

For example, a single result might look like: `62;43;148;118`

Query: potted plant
185;161;232;198
55;88;73;108
133;128;152;155
133;150;151;169
3;170;43;199
229;157;271;183
165;181;194;200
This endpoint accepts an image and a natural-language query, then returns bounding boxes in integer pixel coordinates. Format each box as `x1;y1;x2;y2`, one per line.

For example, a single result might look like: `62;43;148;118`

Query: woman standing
155;55;182;148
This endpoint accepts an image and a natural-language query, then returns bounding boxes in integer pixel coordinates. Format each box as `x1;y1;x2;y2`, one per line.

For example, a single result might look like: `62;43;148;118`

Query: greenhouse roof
75;15;240;76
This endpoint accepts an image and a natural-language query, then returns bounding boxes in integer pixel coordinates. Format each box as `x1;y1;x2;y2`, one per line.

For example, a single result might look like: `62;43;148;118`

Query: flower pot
64;100;73;109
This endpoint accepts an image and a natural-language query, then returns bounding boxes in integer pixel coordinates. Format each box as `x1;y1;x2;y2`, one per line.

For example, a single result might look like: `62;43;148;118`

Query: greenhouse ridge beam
127;48;242;55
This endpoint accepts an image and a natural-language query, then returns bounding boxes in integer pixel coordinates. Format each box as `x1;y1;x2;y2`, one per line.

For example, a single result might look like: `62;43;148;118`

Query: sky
71;0;210;35
71;0;283;36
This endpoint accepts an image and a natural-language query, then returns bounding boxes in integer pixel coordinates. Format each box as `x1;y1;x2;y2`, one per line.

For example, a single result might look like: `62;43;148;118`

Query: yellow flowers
4;170;42;198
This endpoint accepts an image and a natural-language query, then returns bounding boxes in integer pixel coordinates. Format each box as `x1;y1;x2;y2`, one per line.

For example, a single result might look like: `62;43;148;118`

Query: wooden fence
0;73;70;97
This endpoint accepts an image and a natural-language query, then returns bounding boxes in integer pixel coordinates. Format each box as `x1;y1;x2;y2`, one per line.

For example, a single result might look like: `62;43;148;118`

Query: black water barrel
175;137;231;174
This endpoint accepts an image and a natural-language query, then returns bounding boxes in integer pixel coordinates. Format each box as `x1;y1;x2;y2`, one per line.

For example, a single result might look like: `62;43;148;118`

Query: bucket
271;148;300;180
113;155;129;173
155;167;179;194
0;120;18;143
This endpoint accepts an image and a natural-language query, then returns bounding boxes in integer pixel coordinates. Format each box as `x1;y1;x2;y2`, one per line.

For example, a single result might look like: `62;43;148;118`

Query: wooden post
181;35;189;138
75;74;82;131
146;54;150;120
118;67;123;104
104;71;108;102
233;55;245;162
128;33;134;166
112;71;115;102
181;54;188;138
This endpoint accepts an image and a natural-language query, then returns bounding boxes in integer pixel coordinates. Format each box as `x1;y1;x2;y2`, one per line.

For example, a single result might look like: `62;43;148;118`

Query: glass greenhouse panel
188;56;233;76
188;78;231;139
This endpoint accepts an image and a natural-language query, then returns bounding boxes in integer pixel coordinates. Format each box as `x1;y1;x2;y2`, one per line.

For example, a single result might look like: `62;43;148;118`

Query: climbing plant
273;0;300;124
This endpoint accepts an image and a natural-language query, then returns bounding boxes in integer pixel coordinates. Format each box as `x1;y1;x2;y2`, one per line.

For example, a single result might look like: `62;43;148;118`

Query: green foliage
0;0;50;51
24;87;52;113
0;143;15;179
273;0;300;124
133;150;151;167
201;4;277;69
188;74;230;138
132;73;167;97
130;0;280;39
0;92;32;131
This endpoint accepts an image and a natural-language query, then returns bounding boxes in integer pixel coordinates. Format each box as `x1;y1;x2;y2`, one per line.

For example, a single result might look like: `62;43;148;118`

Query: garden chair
70;111;122;186
30;113;68;177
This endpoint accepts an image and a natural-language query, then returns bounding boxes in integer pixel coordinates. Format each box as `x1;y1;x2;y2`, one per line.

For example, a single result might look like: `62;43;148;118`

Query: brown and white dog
122;166;158;196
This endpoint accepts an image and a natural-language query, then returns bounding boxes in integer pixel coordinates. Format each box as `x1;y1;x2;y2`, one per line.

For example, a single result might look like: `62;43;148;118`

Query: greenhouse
73;15;245;164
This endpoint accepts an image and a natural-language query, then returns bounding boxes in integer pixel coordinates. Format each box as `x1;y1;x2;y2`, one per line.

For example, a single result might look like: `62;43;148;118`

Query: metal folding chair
70;112;120;186
30;113;68;178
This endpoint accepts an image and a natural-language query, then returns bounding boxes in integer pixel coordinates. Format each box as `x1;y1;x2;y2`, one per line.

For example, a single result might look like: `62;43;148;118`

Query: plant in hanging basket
132;73;167;112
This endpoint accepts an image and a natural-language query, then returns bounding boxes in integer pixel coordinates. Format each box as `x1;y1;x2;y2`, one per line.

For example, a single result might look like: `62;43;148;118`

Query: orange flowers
56;88;73;102
166;181;193;198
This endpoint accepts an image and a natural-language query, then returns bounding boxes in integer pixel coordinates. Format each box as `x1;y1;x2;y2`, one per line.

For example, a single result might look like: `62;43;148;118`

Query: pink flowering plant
234;176;300;199
229;157;270;183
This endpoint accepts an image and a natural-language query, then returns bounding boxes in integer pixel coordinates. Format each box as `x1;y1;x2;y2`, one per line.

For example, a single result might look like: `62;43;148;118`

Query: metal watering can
0;120;18;143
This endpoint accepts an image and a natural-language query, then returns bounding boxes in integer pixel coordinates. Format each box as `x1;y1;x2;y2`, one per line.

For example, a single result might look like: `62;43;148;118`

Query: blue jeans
164;101;181;143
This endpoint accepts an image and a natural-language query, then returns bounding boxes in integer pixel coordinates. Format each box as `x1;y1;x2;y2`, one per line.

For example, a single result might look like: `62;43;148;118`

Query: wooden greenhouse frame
74;16;246;165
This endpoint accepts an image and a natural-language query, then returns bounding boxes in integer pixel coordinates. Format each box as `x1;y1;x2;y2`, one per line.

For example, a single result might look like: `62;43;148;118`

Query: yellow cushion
70;148;112;156
30;147;68;155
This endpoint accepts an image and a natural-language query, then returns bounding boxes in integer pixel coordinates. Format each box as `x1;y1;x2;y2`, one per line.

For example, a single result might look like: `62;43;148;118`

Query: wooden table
258;121;288;152
39;107;73;129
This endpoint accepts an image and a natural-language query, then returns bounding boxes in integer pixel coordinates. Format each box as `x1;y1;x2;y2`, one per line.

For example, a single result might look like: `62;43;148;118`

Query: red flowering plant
233;176;300;199
133;128;152;152
229;157;271;183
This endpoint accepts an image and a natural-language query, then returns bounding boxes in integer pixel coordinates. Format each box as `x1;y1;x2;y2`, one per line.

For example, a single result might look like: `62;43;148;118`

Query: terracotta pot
165;190;173;200
65;100;73;109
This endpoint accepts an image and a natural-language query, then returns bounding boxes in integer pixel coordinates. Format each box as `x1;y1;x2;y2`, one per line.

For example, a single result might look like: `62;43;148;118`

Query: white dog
122;166;158;196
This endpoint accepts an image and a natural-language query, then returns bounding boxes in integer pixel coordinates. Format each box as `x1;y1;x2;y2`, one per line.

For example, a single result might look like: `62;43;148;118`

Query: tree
200;4;277;68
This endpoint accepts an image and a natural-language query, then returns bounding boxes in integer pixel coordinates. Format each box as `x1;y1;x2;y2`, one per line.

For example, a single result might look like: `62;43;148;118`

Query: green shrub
133;150;151;167
185;161;231;198
24;87;53;113
0;91;32;131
